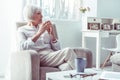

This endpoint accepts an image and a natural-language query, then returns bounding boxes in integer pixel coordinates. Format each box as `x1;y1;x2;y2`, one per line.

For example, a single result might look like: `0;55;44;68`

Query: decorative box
101;23;113;30
114;23;120;30
88;23;100;30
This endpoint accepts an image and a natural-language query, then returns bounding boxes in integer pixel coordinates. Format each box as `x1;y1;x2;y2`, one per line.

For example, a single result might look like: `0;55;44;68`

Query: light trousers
38;47;77;70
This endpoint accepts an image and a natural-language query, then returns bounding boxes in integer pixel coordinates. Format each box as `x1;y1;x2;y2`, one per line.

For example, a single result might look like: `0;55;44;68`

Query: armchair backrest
16;22;58;39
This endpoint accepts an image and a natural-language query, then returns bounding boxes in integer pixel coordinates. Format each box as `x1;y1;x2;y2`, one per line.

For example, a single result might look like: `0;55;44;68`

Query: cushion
110;54;120;64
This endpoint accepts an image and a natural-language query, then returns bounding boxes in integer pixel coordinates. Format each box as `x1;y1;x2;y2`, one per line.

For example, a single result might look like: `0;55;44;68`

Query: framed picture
114;23;120;30
101;23;113;30
88;23;100;30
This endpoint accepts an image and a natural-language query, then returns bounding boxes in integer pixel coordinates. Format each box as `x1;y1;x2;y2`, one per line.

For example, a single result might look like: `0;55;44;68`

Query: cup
75;58;86;72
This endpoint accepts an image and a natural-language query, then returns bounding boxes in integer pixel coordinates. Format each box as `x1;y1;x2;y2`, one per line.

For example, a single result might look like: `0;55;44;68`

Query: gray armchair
9;22;93;80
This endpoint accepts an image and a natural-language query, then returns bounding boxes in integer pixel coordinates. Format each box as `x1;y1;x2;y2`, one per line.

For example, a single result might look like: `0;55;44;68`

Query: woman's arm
46;21;61;50
17;27;45;50
17;29;35;50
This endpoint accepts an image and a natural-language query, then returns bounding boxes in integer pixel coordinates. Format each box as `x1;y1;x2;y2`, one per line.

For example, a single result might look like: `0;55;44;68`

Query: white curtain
17;0;81;21
40;0;81;20
5;0;38;79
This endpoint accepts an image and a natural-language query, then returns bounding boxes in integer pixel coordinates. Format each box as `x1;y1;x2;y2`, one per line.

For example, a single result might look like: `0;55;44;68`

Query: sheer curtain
21;0;81;21
6;1;40;79
40;0;81;20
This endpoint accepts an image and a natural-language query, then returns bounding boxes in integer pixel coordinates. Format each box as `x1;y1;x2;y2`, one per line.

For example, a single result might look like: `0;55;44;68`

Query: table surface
46;68;103;80
99;71;120;80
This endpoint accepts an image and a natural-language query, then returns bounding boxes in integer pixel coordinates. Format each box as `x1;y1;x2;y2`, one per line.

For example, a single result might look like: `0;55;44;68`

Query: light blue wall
97;0;120;18
53;21;82;48
0;0;11;77
83;0;97;17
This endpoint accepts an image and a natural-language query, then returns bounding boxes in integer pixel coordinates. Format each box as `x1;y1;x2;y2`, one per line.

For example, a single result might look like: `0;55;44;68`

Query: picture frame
88;23;100;30
114;23;120;30
101;23;113;30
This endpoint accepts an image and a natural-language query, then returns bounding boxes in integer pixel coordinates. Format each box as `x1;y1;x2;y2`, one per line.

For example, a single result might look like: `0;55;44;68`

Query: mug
75;58;86;72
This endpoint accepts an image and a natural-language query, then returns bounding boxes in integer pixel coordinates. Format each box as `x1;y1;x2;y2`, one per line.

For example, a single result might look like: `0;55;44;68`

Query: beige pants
38;47;77;70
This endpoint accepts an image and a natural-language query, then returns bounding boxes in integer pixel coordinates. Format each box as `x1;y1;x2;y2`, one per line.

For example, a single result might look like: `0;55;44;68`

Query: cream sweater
17;25;61;51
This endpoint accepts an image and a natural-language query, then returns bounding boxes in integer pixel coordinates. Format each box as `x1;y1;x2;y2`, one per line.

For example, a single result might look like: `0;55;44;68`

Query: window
40;0;81;21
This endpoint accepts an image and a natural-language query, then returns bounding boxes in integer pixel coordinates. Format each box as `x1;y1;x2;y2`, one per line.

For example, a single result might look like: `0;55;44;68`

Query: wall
53;21;82;48
0;0;23;77
97;0;120;18
0;0;11;76
83;0;97;17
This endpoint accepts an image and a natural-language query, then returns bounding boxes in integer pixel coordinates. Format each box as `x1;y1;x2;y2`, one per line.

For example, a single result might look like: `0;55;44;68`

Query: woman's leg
39;48;77;70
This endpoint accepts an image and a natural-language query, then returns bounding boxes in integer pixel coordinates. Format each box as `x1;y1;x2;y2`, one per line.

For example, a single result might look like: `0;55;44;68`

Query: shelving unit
81;17;120;69
82;17;120;31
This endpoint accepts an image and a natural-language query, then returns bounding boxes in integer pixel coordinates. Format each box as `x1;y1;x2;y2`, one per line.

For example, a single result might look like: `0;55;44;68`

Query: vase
81;13;87;31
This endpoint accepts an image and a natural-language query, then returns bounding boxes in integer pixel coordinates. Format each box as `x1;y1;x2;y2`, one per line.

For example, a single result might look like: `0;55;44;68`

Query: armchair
9;22;93;80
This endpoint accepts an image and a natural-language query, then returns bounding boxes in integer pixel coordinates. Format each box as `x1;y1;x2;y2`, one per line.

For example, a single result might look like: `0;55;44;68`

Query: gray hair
23;4;42;21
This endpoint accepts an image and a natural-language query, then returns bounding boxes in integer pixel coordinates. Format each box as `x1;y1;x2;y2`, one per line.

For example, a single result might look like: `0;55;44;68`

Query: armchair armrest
10;50;40;80
71;47;93;68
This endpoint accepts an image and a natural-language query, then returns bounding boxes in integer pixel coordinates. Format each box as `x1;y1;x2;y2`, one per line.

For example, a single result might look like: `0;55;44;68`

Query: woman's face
33;10;43;24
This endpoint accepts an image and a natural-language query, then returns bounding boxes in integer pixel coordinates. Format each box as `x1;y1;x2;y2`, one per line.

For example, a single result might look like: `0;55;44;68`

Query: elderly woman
17;4;77;70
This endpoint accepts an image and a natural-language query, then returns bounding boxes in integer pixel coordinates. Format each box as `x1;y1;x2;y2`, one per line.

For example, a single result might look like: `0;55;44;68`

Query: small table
46;68;102;80
99;71;120;80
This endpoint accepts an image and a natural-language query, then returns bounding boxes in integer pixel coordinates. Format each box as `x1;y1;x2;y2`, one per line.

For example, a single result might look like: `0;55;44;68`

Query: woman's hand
45;21;57;42
37;21;50;34
45;21;52;34
37;20;57;42
31;21;50;42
